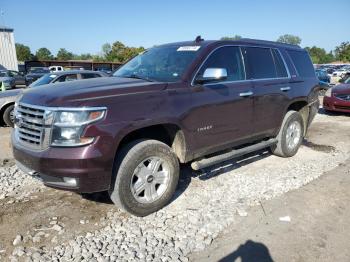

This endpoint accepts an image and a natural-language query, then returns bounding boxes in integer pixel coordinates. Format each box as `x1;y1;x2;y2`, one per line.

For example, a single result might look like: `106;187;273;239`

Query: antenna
195;35;204;43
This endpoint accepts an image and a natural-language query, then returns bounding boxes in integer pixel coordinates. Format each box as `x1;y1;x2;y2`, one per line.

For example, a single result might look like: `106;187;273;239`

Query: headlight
51;109;106;147
324;88;332;97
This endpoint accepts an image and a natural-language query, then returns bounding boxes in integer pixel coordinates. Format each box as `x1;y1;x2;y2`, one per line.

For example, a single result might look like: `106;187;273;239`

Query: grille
335;94;350;101
15;103;46;150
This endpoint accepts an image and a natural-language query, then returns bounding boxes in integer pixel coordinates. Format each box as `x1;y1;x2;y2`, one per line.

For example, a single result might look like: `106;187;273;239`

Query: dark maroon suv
12;38;319;216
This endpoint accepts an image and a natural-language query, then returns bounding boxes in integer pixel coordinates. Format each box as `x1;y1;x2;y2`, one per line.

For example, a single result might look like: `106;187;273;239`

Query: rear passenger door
188;46;254;155
242;46;291;138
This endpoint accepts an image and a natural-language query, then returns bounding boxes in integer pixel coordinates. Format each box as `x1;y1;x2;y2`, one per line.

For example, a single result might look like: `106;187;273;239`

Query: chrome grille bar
15;103;47;150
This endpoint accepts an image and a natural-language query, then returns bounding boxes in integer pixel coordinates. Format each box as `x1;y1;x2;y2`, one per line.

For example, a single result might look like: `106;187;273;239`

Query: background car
0;70;107;127
49;66;64;72
0;70;25;89
30;70;107;88
323;77;350;113
315;69;330;83
25;67;50;86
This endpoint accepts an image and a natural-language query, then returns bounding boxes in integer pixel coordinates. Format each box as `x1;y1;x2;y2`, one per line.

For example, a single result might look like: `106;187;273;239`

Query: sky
1;0;349;55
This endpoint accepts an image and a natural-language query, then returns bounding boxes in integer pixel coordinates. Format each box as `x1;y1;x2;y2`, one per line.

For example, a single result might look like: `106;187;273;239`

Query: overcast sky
1;0;349;55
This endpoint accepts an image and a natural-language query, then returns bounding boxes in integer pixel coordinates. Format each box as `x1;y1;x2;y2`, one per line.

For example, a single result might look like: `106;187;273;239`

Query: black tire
109;139;179;217
271;110;304;157
3;105;15;128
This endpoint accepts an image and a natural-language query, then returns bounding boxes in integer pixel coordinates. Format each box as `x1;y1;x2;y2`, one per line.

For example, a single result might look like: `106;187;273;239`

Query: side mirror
195;68;228;84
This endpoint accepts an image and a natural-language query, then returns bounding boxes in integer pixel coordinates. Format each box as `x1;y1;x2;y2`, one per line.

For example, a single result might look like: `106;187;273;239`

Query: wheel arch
285;99;310;136
115;122;189;164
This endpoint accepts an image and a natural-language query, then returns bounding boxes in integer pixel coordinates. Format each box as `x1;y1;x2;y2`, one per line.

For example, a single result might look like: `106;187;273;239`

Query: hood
332;83;350;94
20;77;167;107
0;89;22;99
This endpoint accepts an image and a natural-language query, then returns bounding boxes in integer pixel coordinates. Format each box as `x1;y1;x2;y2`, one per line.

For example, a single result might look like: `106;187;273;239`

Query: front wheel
271;110;304;157
3;105;15;128
109;139;179;216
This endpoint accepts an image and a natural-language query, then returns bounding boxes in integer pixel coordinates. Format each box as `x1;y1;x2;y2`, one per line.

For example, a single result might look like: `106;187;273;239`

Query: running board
191;138;278;170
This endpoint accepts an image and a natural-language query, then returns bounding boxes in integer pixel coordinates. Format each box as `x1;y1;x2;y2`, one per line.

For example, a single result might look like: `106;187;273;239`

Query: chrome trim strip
239;91;254;97
18;102;107;112
280;86;291;91
191;44;291;87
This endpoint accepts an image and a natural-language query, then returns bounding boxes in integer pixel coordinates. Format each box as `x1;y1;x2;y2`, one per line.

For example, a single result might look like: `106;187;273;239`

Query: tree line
15;42;145;64
16;34;350;64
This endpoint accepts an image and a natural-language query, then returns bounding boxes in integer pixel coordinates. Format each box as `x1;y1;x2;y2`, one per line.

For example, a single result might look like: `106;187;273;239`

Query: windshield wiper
123;74;154;82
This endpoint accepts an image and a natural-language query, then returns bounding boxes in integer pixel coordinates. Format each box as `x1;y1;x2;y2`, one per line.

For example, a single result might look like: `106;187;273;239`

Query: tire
3;105;15;128
109;139;179;216
271;110;304;157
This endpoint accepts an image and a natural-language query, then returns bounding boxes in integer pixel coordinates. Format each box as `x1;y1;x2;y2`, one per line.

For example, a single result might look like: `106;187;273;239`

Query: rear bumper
12;132;115;193
323;96;350;113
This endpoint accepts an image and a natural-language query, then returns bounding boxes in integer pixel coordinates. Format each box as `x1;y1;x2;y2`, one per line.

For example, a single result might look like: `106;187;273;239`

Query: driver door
186;46;254;156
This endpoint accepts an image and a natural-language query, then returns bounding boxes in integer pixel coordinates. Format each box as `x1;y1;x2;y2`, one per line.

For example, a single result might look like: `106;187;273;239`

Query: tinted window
243;47;276;79
30;74;57;87
197;46;245;82
10;71;18;76
287;50;315;77
272;49;288;78
81;73;101;79
55;74;78;82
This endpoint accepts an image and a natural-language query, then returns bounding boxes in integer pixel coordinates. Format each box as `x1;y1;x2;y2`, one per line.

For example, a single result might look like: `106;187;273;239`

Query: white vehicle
49;66;64;72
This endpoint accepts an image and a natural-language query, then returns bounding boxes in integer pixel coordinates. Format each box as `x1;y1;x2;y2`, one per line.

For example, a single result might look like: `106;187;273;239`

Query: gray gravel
0;164;44;202
1;114;350;261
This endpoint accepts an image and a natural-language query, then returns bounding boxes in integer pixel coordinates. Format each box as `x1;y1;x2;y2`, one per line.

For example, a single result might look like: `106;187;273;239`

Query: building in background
0;27;18;71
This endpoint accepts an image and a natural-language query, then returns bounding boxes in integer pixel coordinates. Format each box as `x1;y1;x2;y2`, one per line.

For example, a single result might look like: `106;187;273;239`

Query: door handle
239;91;253;97
280;86;291;92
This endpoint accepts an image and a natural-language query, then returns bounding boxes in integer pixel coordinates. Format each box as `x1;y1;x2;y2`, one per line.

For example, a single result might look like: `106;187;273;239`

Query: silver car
0;70;25;89
0;70;107;127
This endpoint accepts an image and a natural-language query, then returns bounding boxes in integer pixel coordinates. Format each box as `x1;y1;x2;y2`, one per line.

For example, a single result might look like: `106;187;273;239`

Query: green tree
15;43;32;61
220;35;242;40
35;47;53;60
304;46;334;64
102;43;112;58
73;53;93;60
107;41;145;63
56;48;74;60
334;42;350;62
277;34;301;45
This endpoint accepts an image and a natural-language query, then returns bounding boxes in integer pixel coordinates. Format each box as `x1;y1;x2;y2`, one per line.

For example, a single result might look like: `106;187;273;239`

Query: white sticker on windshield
177;46;201;51
49;75;56;78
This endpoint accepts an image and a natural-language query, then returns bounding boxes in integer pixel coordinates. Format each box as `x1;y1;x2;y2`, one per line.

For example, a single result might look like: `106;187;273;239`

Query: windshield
30;74;56;87
0;71;8;77
29;68;50;74
113;46;201;82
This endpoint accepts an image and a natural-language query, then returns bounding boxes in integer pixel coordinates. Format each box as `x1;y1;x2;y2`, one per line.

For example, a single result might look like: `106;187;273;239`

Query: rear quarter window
287;50;315;78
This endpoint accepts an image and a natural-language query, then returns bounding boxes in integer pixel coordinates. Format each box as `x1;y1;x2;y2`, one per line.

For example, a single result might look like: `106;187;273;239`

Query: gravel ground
0;111;349;261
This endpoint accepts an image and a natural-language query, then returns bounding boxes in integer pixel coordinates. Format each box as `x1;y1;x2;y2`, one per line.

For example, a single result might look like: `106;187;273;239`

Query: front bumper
323;96;350;113
12;132;115;193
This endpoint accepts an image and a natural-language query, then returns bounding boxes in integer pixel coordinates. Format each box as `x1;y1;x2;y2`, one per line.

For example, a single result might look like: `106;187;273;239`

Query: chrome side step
191;138;278;170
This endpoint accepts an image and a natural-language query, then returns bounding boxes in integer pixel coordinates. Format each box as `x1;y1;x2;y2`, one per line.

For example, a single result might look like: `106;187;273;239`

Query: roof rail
234;38;301;48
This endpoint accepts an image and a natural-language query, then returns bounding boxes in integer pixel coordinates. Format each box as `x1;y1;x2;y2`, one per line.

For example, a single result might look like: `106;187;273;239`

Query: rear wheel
109;139;179;216
271;110;304;157
3;105;15;128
